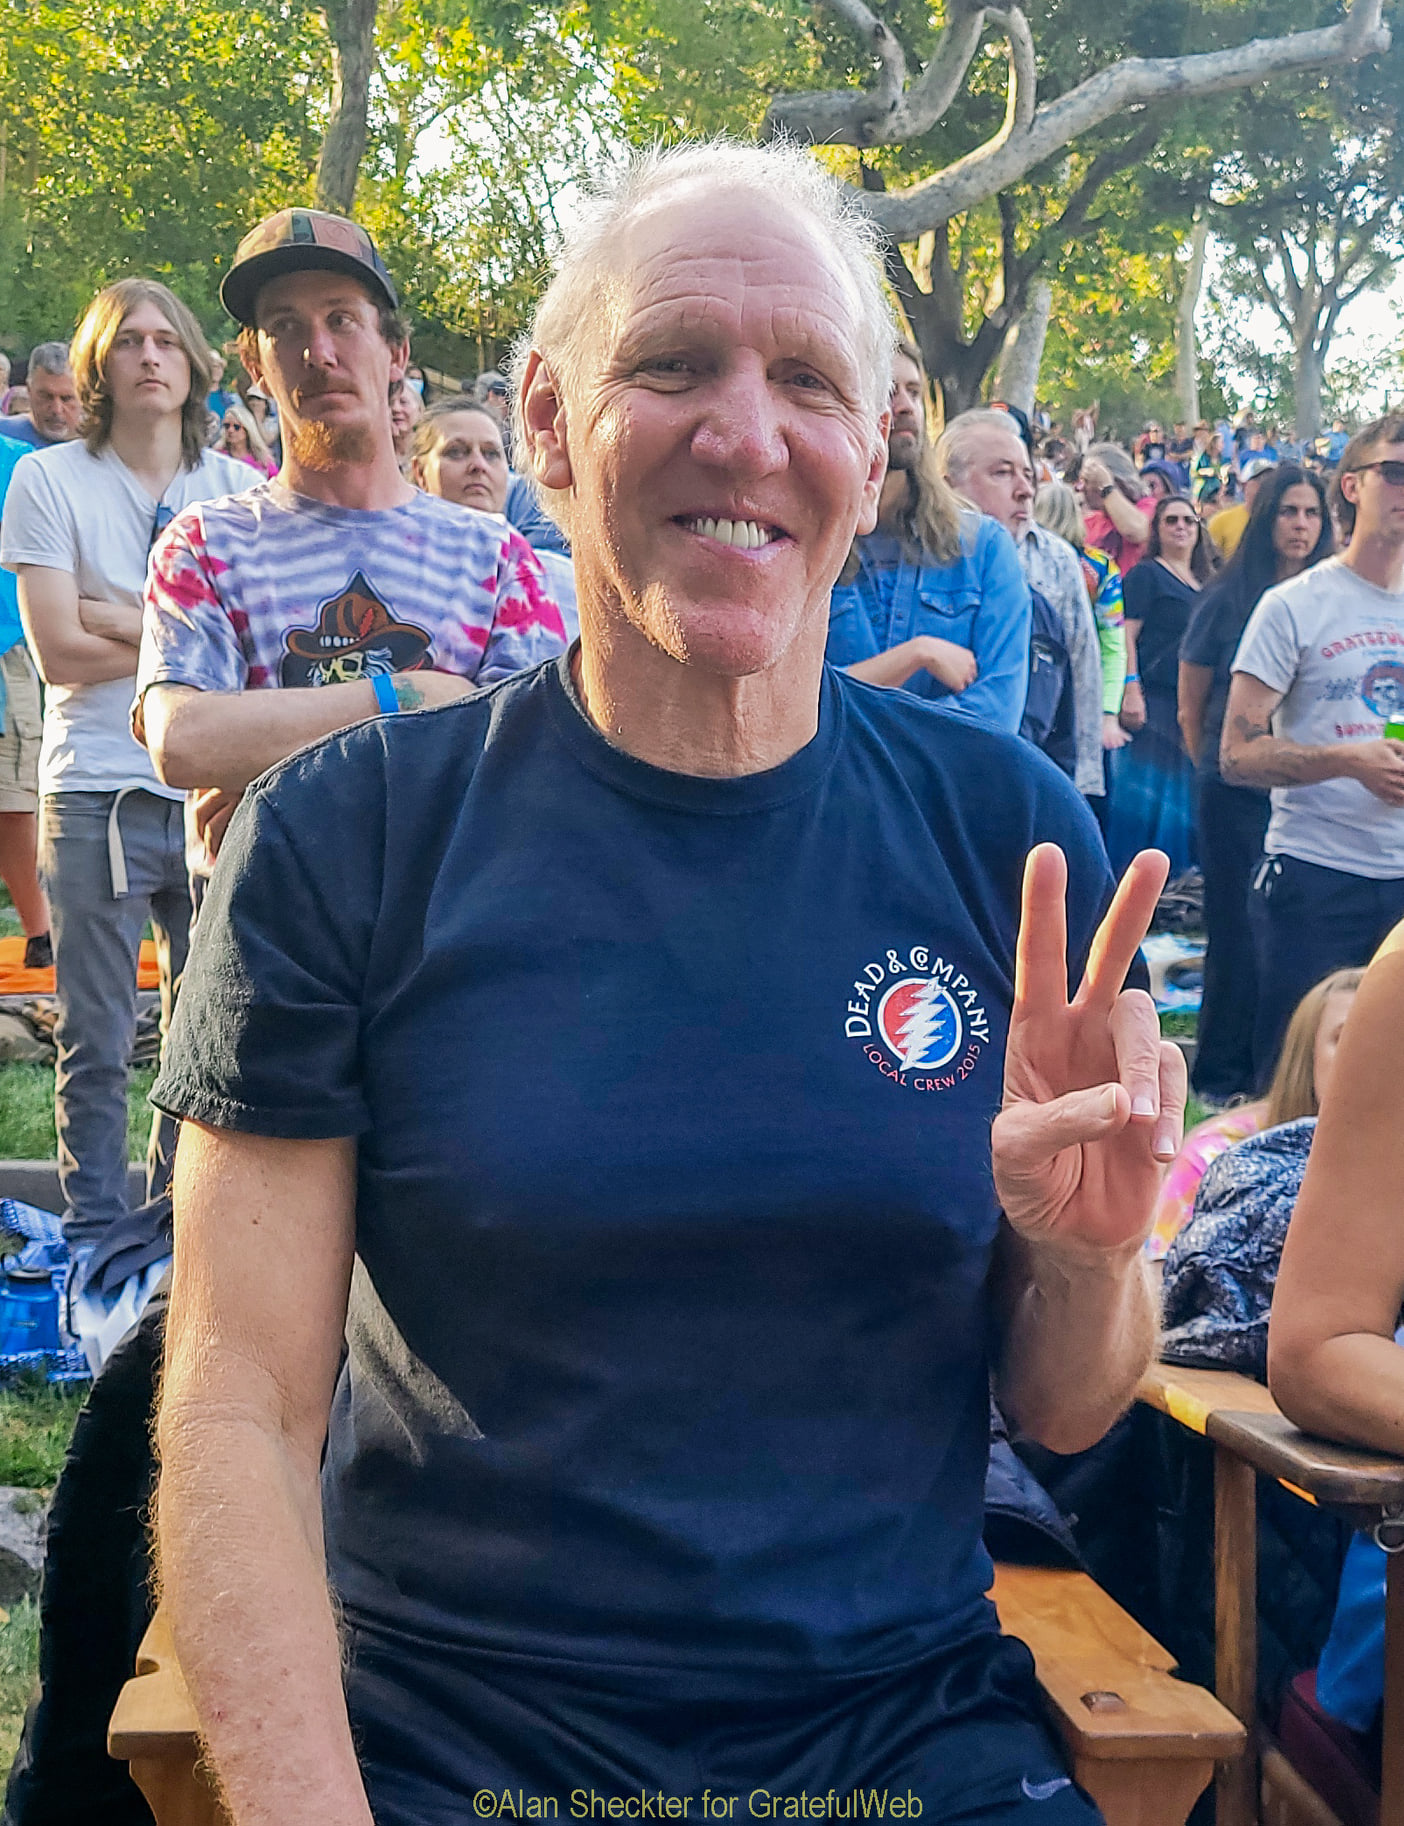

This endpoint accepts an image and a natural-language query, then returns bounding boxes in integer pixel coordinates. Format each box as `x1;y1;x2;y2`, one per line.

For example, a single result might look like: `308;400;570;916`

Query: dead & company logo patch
845;947;990;1091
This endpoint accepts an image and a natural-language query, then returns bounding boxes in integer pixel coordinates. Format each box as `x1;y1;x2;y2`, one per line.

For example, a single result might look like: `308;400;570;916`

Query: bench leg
1214;1445;1258;1826
127;1751;229;1826
1073;1757;1214;1826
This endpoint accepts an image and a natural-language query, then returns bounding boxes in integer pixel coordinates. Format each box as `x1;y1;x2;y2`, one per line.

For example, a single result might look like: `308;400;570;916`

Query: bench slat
992;1565;1246;1762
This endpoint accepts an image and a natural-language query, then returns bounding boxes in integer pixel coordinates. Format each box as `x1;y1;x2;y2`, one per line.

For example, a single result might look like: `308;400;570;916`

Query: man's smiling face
545;187;886;680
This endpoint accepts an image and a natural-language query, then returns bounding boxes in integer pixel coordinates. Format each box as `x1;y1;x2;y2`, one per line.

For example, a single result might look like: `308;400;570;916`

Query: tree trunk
315;0;379;216
1175;213;1209;425
1293;338;1325;443
992;279;1052;415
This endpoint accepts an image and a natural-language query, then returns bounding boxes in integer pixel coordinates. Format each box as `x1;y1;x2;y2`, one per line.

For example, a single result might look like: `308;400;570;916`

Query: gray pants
37;790;190;1249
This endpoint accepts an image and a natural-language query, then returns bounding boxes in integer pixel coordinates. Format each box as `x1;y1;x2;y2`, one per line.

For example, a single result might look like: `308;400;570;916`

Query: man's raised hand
992;844;1186;1265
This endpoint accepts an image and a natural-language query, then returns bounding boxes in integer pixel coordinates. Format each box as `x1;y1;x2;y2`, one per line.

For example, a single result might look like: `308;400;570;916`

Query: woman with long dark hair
1102;493;1217;876
1177;464;1333;1100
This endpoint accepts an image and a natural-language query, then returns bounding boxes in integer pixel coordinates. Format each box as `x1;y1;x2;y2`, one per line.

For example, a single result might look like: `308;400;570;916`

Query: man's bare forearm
158;1406;374;1826
78;595;144;647
139;672;468;792
994;1234;1156;1455
1221;712;1358;788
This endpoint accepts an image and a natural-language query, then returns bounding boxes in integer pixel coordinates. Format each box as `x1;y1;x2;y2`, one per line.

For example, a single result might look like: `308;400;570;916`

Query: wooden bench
109;1574;1243;1826
992;1564;1244;1826
106;1607;226;1826
1138;1362;1404;1826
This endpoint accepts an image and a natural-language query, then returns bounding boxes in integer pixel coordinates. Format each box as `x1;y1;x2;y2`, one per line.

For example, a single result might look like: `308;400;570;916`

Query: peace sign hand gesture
993;845;1187;1266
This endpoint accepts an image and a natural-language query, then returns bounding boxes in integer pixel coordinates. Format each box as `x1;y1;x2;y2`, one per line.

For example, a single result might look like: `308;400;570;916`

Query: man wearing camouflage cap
134;206;566;864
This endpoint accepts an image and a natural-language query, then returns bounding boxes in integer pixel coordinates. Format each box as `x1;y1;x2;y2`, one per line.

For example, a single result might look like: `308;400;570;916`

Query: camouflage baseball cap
220;207;399;326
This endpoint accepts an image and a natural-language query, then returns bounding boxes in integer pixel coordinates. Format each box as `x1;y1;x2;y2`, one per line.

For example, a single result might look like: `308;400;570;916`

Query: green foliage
1207;13;1404;431
358;12;626;370
0;0;1385;401
0;0;326;344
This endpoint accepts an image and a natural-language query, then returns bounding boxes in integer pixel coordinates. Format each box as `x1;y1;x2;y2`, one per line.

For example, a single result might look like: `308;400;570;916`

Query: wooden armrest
1138;1362;1404;1515
1137;1364;1278;1435
108;1607;201;1760
1204;1410;1404;1512
992;1565;1244;1764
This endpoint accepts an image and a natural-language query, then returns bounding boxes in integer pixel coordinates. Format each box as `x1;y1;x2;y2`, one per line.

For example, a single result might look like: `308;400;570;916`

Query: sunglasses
1160;513;1198;528
148;502;174;553
1351;460;1404;486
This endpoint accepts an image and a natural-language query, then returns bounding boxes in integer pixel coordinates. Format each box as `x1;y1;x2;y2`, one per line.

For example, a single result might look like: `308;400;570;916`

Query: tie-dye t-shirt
135;482;566;715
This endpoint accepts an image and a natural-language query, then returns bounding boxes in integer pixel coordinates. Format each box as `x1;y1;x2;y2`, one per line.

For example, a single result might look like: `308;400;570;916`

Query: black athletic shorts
348;1627;1102;1826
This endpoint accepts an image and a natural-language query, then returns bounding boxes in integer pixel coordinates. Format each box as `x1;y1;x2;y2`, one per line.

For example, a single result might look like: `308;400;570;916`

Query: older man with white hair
0;342;82;448
153;140;1183;1824
938;410;1106;801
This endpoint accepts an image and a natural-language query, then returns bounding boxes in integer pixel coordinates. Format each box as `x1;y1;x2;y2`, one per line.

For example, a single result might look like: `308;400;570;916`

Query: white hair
26;340;71;379
509;137;898;533
934;408;1027;487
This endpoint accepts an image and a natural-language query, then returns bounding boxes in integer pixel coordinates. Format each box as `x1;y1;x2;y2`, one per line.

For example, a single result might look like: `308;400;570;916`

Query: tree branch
1248;246;1297;339
989;6;1036;133
768;0;1389;239
1325;254;1396;334
997;190;1020;316
1270;225;1304;309
1017;120;1161;281
315;0;379;215
763;0;979;146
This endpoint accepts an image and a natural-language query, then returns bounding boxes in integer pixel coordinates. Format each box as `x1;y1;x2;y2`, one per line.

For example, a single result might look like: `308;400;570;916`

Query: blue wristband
371;673;399;715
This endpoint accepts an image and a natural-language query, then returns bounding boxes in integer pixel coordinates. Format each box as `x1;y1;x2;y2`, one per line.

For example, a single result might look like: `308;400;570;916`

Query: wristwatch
1098;484;1114;500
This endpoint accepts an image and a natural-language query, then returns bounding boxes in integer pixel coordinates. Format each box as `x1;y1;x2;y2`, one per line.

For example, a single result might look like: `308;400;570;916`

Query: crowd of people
821;369;1404;1112
0;136;1400;1822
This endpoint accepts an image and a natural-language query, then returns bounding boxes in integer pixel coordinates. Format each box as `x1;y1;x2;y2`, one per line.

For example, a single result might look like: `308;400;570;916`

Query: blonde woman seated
411;398;577;637
1146;966;1361;1260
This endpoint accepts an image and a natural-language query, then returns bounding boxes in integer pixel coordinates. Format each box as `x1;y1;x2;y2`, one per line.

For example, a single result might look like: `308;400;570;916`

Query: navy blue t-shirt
155;654;1111;1699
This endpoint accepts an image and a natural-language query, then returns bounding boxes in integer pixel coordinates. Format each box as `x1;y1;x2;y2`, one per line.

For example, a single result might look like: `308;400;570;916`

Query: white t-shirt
1232;555;1404;878
0;440;249;795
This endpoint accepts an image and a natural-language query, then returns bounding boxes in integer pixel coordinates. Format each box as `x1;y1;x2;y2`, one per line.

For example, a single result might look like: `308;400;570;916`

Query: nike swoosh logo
1021;1777;1074;1802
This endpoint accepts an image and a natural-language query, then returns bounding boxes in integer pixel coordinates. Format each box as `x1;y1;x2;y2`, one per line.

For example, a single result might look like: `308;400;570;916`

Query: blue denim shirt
826;511;1031;732
505;472;570;558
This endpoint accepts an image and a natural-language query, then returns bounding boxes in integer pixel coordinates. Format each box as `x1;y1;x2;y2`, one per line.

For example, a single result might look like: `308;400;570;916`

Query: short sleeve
1231;586;1299;695
1120;562;1155;623
152;746;381;1137
136;508;248;704
0;452;76;574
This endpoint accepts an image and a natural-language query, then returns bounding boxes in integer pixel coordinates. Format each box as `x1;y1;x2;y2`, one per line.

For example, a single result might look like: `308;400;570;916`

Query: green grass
0;1598;41;1772
0;1374;83;1490
0;1063;157;1163
0;1375;87;1775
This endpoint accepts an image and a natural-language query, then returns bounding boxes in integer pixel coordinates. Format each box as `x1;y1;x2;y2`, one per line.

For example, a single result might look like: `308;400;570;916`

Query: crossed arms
17;565;145;687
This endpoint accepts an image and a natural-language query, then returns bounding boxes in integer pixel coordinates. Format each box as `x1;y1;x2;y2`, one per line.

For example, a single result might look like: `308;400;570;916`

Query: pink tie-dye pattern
514;551;568;641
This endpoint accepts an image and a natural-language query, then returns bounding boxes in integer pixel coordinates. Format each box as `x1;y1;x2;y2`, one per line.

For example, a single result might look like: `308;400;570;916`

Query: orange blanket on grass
0;935;161;998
